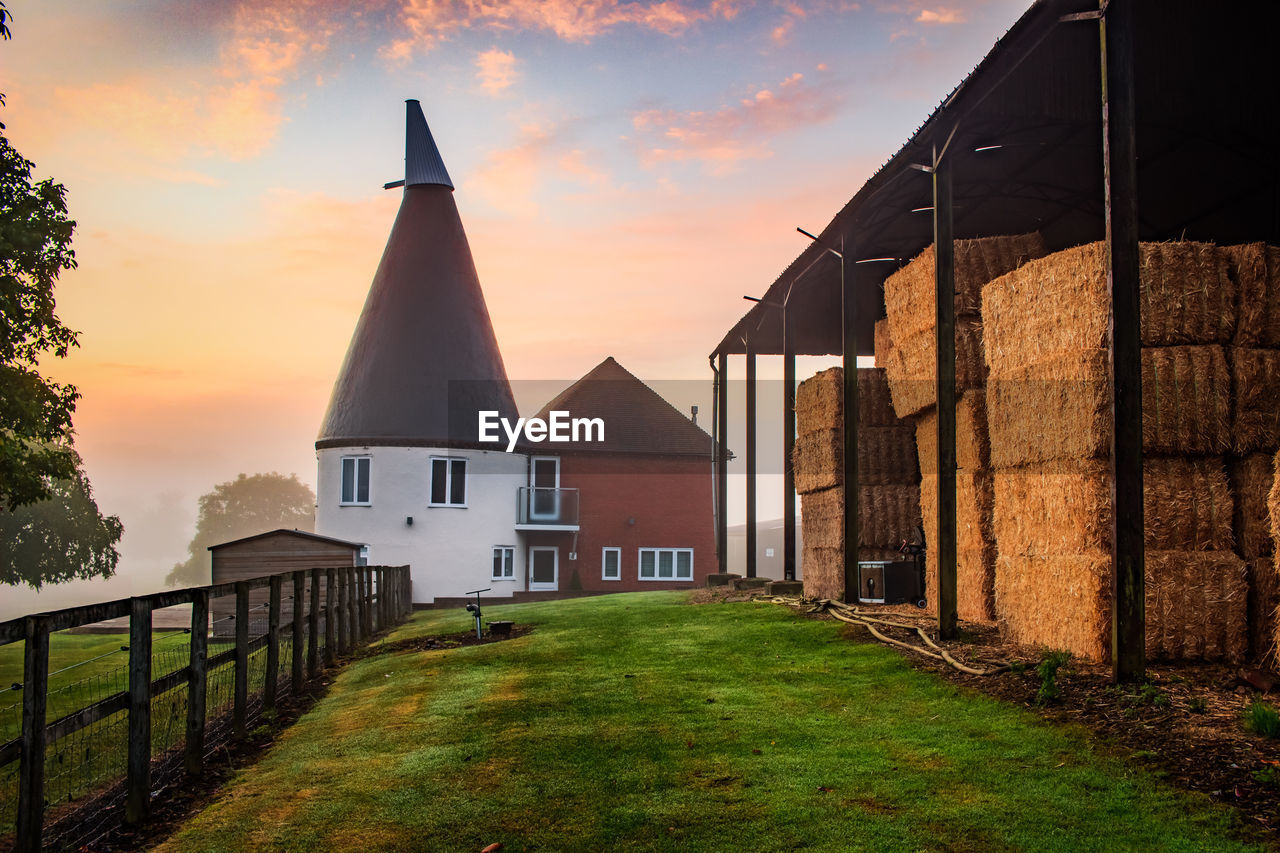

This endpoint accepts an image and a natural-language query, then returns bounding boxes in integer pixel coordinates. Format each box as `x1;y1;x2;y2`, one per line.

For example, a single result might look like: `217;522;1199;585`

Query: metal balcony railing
516;487;580;526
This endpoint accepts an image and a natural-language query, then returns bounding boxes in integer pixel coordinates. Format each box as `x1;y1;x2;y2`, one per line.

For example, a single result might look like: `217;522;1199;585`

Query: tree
1;122;82;510
167;473;316;587
0;449;122;588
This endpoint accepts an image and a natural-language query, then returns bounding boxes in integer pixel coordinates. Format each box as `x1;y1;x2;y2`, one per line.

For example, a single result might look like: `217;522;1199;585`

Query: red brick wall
539;453;714;592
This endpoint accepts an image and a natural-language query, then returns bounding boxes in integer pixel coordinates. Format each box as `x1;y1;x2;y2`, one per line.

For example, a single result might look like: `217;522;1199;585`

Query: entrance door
530;457;560;521
529;547;558;591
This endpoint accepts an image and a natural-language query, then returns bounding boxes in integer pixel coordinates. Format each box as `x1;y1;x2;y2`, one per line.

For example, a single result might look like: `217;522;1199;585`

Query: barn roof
317;101;518;449
531;357;712;457
713;0;1280;358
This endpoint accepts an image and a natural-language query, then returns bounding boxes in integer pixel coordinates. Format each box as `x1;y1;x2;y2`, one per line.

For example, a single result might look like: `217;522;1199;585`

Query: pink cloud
631;71;841;173
915;7;964;24
382;0;743;62
475;47;520;94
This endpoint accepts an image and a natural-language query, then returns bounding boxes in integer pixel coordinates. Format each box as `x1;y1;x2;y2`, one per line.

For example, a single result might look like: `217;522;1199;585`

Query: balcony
516;487;580;530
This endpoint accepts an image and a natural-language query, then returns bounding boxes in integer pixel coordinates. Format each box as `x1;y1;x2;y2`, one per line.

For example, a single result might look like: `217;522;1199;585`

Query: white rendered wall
316;446;528;603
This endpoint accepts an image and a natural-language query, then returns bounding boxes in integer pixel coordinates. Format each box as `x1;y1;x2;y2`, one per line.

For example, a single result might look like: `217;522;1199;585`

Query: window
492;546;514;581
341;456;371;505
429;457;467;506
357;545;370;567
602;547;621;581
638;548;693;581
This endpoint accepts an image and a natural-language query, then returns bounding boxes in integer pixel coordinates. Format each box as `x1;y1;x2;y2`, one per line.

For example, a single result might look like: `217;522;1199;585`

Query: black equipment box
857;559;923;605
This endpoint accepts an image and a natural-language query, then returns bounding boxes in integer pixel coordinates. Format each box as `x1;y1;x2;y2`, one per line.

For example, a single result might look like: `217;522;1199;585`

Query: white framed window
638;548;693;581
356;545;370;567
429;456;467;507
602;547;621;581
340;456;371;505
492;546;515;581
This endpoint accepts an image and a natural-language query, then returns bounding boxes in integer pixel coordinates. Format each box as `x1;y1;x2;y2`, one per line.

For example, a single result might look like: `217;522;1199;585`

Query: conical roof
531;357;712;456
317;102;517;448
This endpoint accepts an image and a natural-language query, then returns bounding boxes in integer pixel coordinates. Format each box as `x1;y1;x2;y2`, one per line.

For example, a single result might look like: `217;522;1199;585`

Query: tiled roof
532;357;713;457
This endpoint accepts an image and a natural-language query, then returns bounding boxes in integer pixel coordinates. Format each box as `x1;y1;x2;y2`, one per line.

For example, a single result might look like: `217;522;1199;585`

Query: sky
1;0;1031;616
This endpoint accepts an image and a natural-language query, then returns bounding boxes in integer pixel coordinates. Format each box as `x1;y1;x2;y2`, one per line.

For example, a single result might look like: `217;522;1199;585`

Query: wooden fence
0;564;412;852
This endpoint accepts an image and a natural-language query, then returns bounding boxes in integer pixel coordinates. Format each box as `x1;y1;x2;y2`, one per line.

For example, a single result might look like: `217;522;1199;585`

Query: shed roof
208;529;362;552
531;357;712;457
714;0;1280;357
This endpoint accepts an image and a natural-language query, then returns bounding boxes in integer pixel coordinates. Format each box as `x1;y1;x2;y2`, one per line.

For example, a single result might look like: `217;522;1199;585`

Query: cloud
476;47;520;94
915;7;964;24
469;119;615;216
381;0;742;63
631;71;841;173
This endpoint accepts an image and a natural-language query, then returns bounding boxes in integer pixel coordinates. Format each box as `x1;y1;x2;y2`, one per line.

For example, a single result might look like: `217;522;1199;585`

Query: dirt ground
694;587;1280;837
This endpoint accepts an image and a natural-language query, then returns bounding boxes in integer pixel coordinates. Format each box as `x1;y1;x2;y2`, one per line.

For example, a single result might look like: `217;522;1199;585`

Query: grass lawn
157;592;1261;852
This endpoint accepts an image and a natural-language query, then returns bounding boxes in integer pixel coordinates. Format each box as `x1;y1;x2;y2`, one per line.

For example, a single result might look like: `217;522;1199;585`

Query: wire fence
0;565;411;852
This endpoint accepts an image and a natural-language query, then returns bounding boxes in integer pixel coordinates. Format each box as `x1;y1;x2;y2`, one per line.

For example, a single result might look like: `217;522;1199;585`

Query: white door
530;457;560;521
529;546;558;591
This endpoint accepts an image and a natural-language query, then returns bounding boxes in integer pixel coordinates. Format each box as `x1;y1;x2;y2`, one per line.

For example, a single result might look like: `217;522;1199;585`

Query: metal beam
783;310;797;582
745;343;758;579
841;237;860;602
716;350;729;575
934;144;958;640
1101;0;1145;682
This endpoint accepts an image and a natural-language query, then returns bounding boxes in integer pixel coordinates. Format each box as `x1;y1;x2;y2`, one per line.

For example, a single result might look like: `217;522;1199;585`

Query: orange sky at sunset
1;0;1030;616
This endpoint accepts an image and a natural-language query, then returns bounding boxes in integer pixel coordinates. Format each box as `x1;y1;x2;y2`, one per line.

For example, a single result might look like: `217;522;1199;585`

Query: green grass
1247;701;1280;739
152;591;1264;852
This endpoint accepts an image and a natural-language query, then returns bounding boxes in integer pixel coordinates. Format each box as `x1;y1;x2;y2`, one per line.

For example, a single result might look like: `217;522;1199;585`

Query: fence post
347;567;357;648
364;568;374;634
185;589;209;776
358;568;367;642
265;575;282;711
324;568;336;665
336;569;348;654
309;568;321;677
126;597;153;825
16;614;49;853
352;568;362;645
375;568;384;632
292;571;305;694
234;581;249;737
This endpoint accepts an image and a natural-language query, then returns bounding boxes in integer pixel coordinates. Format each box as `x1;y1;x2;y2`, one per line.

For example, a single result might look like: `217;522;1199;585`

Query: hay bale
884;233;1047;342
796;367;911;438
884;319;988;419
983;241;1235;373
874;317;894;364
1229;348;1280;453
1246;558;1279;664
986;345;1232;468
1145;551;1247;664
995;549;1111;660
1231;453;1277;560
800;484;922;550
1272;449;1280;558
919;472;995;555
993;458;1234;556
916;390;991;475
923;544;996;624
1227;243;1280;347
994;549;1245;663
793;425;918;494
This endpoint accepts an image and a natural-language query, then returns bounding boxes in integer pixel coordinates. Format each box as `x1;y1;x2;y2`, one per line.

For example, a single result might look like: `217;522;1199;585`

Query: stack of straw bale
983;240;1248;663
1226;244;1280;660
794;367;921;601
881;233;1047;419
879;234;1047;623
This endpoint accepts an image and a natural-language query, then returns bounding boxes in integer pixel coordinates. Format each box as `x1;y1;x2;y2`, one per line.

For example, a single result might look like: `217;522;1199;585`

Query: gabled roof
318;101;518;448
531;357;712;457
209;529;362;551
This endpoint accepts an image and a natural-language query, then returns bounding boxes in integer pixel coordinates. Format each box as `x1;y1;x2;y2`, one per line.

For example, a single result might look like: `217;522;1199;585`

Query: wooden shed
210;529;361;637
